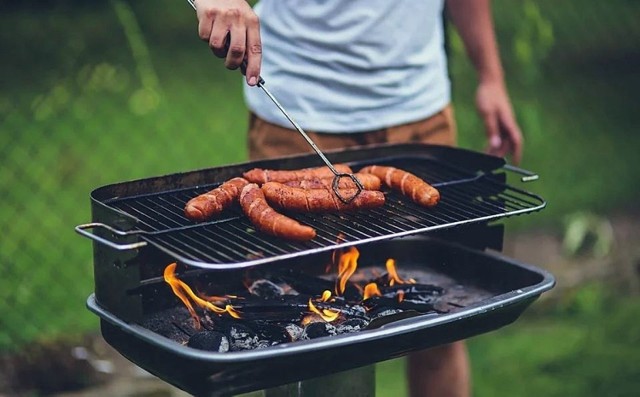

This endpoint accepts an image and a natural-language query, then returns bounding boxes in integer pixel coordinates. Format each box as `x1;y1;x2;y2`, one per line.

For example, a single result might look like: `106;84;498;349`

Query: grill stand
253;366;374;397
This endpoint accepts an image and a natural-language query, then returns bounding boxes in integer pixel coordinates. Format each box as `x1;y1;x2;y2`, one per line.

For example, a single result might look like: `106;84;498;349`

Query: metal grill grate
99;157;544;269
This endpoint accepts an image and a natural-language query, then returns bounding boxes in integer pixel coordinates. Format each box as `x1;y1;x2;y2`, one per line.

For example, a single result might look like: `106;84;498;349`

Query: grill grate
104;157;544;268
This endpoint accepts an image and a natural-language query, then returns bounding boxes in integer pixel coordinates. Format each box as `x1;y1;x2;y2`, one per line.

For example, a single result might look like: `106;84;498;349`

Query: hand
195;0;262;86
475;81;523;165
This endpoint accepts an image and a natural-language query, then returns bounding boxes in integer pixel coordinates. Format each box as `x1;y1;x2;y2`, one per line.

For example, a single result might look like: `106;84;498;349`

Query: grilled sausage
184;177;249;221
284;173;382;191
261;182;386;212
243;164;353;184
240;183;316;241
359;165;440;207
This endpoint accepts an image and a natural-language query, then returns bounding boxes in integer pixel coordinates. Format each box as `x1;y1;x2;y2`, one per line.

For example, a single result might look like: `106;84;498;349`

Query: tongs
186;0;364;204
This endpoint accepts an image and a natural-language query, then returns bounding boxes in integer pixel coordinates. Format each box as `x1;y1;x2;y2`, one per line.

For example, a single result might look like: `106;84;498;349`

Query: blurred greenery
377;285;640;397
1;0;638;395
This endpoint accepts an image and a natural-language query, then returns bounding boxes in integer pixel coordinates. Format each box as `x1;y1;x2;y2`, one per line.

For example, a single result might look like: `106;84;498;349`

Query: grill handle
502;164;539;182
75;223;148;251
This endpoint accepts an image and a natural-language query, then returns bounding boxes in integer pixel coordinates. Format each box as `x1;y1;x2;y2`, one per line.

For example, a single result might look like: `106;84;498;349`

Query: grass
1;0;639;395
375;285;640;397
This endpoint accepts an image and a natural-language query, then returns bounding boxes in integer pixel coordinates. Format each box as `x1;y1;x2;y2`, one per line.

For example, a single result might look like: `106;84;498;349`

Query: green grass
375;286;640;397
0;3;639;396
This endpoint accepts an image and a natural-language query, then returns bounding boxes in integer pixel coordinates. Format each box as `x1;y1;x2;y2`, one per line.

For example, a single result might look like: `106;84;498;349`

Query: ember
159;246;449;351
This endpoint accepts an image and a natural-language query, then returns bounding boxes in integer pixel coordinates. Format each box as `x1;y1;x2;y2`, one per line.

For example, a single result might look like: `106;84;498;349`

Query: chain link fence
1;0;638;393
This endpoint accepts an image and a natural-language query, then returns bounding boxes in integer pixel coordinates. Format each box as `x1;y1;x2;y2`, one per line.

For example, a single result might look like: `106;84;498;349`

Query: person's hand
475;80;523;164
195;0;262;86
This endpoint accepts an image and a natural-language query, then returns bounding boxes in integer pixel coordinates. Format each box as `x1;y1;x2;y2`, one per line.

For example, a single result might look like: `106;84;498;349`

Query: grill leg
239;365;375;397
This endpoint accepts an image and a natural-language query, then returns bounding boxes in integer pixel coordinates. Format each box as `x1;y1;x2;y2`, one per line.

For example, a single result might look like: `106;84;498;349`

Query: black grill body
88;237;554;397
78;143;554;396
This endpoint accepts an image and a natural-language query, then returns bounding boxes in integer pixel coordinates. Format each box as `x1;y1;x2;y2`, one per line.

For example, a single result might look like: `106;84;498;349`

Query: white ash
284;324;304;341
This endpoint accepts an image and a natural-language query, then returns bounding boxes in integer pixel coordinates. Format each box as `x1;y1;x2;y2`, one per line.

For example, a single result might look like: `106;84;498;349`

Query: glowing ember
363;282;382;300
335;246;359;296
386;258;415;285
163;263;241;330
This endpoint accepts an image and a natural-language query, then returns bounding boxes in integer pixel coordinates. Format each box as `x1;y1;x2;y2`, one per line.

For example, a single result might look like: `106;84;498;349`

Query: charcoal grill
76;143;554;396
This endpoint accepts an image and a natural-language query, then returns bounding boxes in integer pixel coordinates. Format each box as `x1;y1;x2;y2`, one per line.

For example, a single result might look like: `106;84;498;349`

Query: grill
77;143;544;269
76;143;554;397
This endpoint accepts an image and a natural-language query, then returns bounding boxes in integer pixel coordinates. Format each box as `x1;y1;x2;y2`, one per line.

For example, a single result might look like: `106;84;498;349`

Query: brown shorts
247;105;457;160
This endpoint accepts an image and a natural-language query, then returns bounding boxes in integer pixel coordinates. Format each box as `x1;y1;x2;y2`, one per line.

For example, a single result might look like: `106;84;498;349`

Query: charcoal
276;269;362;301
254;322;293;344
336;318;369;334
187;331;230;352
301;322;337;340
227;323;260;351
363;296;443;313
248;279;285;299
369;308;404;319
284;324;304;341
380;284;444;298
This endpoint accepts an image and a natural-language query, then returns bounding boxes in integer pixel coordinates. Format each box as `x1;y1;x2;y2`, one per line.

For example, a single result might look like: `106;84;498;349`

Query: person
194;0;523;396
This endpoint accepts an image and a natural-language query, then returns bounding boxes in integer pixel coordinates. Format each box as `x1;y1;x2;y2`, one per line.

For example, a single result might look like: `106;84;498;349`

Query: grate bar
104;157;545;268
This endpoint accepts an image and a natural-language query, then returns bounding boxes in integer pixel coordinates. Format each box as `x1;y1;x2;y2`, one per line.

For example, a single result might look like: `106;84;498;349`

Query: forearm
446;0;504;85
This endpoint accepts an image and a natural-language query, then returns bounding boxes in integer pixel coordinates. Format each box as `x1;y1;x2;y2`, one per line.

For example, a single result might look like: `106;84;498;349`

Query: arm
194;0;262;86
447;0;523;164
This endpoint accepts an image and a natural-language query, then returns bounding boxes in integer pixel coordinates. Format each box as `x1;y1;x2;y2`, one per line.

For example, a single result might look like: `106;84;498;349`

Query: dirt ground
2;212;638;397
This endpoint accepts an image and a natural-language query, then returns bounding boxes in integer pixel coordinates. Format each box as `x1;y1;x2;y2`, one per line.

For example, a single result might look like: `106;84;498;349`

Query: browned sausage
243;164;353;184
359;165;440;207
284;173;382;191
240;183;316;241
184;177;249;221
261;182;385;212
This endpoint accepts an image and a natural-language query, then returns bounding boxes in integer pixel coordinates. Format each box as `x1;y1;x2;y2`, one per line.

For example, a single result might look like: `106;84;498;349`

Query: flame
163;263;241;329
327;233;347;273
386;258;415;286
335;246;359;296
308;298;340;322
320;290;333;302
397;290;405;303
363;282;382;300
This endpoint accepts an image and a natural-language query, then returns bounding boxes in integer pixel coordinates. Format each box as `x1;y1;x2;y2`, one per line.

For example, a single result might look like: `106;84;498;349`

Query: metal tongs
186;0;364;204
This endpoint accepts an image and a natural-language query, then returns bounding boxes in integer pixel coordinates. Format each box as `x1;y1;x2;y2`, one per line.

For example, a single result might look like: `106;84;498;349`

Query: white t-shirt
243;0;450;133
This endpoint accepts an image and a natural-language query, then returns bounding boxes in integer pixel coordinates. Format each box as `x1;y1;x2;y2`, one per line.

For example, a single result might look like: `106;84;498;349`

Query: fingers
194;0;262;85
500;110;523;165
481;108;501;157
244;14;262;86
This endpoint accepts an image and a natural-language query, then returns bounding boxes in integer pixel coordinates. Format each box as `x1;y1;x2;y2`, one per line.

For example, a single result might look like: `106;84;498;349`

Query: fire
163;263;241;329
386;258;415;285
335;246;359;296
303;290;340;324
363;282;382;300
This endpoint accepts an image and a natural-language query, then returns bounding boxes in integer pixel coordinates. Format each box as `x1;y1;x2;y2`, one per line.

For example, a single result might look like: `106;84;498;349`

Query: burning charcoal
187;331;230;353
336;318;369;334
284;324;304;342
363;295;445;313
248;279;285;299
227;324;260;351
301;322;337;340
276;269;362;302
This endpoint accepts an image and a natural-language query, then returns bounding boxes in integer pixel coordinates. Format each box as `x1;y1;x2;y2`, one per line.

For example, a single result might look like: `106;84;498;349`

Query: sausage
261;182;386;212
243;164;353;184
184;177;249;221
240;183;316;241
359;165;440;207
284;173;381;191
